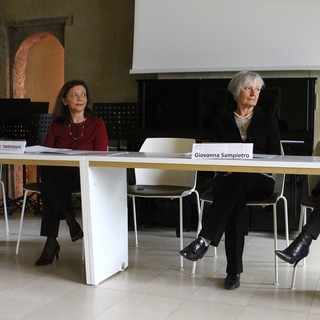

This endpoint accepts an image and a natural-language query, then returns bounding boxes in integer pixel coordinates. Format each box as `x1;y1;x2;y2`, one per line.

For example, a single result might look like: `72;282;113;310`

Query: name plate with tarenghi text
0;140;26;154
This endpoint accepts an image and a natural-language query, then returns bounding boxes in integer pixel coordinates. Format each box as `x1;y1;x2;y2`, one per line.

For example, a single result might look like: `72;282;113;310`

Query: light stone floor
0;209;320;320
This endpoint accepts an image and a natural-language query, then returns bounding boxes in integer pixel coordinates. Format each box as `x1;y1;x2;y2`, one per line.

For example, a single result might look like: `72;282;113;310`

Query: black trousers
40;166;80;238
304;199;320;239
199;172;275;275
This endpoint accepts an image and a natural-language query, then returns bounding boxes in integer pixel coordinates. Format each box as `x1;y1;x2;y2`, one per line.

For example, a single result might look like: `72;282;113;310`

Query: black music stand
93;102;141;150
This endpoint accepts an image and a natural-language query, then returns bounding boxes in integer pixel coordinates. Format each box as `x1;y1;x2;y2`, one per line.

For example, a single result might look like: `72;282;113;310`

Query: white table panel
80;161;128;285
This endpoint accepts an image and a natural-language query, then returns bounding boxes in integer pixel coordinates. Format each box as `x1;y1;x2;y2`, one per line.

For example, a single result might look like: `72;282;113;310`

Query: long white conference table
1;151;320;285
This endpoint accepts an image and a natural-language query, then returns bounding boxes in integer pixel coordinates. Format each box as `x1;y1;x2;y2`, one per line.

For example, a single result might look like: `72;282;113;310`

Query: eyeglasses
69;92;87;99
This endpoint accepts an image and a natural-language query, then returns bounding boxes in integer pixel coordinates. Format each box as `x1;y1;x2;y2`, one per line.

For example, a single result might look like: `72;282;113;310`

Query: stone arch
6;16;71;98
13;31;64;112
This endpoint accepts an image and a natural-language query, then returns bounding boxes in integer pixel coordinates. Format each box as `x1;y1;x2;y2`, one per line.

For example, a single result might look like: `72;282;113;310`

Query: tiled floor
0;209;320;320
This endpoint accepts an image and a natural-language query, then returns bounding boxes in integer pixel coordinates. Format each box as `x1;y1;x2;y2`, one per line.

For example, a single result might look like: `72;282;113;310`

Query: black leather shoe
275;230;313;266
224;274;240;290
179;237;208;261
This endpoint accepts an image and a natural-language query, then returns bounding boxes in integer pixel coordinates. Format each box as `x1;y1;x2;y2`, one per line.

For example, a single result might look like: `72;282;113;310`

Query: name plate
192;143;253;159
0;140;26;154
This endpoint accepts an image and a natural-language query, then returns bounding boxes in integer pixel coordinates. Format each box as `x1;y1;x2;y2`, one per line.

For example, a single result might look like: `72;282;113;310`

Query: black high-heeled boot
35;237;60;266
275;230;313;265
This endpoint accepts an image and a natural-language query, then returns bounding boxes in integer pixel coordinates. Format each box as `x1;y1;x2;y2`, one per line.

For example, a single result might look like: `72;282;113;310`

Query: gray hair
228;71;265;98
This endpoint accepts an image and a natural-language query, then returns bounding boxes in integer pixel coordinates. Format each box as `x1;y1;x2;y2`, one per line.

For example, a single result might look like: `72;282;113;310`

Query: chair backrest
308;141;320;194
25;113;54;146
135;137;196;187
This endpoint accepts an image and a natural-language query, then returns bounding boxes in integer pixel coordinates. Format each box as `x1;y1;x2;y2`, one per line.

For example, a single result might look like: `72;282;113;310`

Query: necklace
234;111;254;120
69;122;85;140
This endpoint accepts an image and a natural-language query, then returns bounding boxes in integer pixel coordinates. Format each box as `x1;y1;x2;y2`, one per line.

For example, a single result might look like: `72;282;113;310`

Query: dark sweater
211;106;281;155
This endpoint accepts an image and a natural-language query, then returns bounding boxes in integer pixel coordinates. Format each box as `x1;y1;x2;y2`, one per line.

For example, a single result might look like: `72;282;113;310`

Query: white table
1;152;320;285
0;151;129;286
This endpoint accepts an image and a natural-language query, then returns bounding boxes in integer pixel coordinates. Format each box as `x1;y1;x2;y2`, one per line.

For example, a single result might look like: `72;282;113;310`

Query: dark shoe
35;238;60;266
275;230;313;266
68;220;84;242
224;274;240;290
179;237;209;261
71;228;84;242
64;210;84;242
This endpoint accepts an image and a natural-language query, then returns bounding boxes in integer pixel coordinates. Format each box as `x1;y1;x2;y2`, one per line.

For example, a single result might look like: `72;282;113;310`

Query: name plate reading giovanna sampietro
0;140;26;154
191;143;253;160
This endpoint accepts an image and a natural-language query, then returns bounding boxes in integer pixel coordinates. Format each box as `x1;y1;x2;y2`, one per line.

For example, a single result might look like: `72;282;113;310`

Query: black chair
1;114;54;214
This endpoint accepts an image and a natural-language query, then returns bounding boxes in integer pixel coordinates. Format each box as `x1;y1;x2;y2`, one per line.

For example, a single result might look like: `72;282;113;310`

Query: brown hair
53;79;94;124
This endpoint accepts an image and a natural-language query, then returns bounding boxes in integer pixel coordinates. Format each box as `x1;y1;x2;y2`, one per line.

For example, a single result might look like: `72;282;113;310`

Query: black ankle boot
275;230;313;265
68;220;83;242
35;237;60;266
64;211;83;242
179;237;209;261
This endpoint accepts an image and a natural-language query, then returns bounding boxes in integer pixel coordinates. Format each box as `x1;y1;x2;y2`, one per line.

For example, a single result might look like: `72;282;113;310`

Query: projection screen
131;0;320;74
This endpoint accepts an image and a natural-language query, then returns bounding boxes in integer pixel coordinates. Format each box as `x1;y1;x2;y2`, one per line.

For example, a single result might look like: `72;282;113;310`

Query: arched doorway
12;31;64;196
13;31;64;112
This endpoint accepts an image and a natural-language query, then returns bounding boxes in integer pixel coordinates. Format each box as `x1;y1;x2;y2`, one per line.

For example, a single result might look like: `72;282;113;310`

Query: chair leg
193;190;201;231
16;190;28;255
291;264;298;289
132;196;139;247
0;180;9;234
273;203;279;285
196;199;203;235
281;196;289;247
179;197;184;270
192;198;204;275
298;206;307;233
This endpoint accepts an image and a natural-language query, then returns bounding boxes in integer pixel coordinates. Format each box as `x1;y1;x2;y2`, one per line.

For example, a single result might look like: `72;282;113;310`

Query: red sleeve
93;118;109;151
44;122;56;148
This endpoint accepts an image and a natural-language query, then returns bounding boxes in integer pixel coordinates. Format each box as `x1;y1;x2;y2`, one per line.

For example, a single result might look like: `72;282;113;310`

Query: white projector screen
131;0;320;74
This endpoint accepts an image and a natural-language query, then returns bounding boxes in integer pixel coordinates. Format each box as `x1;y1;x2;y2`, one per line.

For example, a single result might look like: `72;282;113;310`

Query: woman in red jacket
36;79;108;266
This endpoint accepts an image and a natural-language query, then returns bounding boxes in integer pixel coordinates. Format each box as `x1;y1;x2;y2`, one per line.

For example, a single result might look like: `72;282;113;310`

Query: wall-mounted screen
132;0;320;73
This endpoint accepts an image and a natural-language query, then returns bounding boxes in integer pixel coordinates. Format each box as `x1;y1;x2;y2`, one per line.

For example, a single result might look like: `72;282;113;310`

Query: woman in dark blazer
180;71;281;290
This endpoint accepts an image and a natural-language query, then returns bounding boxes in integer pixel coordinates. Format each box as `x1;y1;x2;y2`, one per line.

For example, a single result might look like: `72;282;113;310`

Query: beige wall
0;0;319;145
0;0;139;103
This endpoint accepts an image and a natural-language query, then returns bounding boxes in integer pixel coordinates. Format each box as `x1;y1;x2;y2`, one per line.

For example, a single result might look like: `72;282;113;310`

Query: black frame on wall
138;77;316;155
